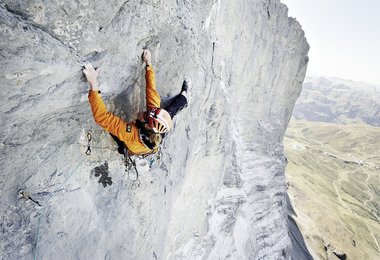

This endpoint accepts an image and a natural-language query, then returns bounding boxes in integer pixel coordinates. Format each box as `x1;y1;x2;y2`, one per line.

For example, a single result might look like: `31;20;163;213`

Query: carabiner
85;146;91;155
87;131;92;142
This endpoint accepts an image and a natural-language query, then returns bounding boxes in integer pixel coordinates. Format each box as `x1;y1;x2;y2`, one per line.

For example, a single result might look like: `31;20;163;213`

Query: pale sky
281;0;380;85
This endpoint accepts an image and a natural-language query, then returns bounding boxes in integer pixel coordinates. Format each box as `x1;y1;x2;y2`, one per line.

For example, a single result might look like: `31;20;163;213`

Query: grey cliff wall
0;0;309;259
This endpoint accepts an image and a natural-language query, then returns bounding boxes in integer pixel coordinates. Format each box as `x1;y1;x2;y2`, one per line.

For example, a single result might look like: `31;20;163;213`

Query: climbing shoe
181;80;189;93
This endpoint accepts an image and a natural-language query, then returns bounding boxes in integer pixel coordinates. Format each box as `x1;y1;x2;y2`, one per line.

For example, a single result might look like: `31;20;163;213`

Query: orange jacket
88;66;161;155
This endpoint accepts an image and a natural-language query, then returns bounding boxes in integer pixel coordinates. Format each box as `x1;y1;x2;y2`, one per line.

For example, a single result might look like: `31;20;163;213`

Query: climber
83;49;188;156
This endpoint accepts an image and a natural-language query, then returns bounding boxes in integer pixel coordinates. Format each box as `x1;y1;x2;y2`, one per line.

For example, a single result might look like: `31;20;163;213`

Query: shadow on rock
287;194;314;260
114;83;141;122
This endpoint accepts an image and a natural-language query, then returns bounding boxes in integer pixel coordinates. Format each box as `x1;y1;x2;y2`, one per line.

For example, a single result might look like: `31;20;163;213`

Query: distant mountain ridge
293;76;380;126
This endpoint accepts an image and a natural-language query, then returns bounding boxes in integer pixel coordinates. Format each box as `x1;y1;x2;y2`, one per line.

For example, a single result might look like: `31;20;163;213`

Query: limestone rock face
0;0;309;259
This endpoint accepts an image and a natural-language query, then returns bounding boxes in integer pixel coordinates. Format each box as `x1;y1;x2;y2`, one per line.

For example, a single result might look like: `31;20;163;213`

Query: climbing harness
85;130;92;155
19;189;41;206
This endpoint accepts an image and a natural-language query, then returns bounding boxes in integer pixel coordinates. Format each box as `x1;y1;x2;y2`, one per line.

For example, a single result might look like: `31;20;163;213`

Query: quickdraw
123;147;140;184
19;189;41;206
85;130;92;155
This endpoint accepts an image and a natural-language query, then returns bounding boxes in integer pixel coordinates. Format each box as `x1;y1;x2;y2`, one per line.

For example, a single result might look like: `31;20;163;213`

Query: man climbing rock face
83;49;188;155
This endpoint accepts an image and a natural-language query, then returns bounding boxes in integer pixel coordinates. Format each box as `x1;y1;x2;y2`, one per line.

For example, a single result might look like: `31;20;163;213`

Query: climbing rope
33;160;84;260
31;129;106;260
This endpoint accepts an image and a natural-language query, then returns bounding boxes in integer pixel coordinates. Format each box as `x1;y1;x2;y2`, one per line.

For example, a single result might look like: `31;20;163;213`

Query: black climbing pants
164;93;188;118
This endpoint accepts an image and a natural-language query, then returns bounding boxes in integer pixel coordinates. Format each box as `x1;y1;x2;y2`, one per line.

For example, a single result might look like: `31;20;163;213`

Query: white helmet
145;107;172;134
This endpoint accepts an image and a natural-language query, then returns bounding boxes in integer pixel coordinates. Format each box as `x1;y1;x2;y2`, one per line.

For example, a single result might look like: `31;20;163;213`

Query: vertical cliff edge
0;0;309;259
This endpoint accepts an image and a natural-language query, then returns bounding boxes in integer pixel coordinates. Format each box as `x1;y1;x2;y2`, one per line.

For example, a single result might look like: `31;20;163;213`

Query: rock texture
0;0;309;259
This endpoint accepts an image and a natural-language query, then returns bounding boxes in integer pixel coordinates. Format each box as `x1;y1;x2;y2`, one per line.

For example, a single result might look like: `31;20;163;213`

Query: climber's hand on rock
83;63;100;91
142;49;152;66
